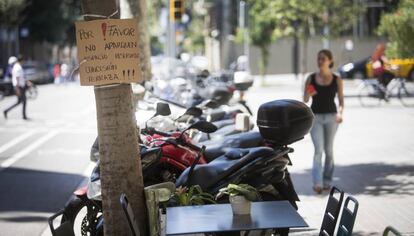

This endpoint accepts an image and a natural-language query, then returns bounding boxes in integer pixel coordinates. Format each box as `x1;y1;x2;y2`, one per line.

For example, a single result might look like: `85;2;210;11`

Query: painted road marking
0;130;37;155
0;128;96;135
0;130;60;171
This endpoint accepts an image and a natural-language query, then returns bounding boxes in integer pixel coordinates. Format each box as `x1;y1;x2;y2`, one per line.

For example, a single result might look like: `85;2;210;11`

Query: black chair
383;226;402;236
319;186;345;236
48;209;75;236
120;193;141;236
336;196;359;236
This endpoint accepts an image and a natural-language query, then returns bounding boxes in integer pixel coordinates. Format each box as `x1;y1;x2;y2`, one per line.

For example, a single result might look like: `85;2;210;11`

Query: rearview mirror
155;102;171;117
187;120;217;134
204;100;220;109
184;107;203;117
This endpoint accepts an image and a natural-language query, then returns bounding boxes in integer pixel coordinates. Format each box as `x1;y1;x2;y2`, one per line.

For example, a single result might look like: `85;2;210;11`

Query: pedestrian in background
53;63;61;84
303;49;344;194
60;63;69;83
3;55;29;120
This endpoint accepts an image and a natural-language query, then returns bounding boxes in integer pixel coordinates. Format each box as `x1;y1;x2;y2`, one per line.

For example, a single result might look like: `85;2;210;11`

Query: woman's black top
310;73;338;114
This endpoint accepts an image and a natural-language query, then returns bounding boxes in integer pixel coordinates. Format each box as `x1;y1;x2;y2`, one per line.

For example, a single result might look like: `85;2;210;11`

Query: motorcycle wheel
60;198;102;236
145;164;181;186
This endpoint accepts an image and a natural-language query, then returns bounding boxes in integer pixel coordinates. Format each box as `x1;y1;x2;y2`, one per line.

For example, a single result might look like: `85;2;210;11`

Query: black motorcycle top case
257;99;314;146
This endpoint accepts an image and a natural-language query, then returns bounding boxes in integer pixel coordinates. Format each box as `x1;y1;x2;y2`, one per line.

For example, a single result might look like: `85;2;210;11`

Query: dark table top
166;201;308;235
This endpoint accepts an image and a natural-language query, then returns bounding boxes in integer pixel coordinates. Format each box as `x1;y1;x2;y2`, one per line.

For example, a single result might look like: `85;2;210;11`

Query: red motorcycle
140;120;217;182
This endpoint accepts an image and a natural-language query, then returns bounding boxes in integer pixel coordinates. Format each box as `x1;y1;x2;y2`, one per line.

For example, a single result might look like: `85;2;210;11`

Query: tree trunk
80;1;147;235
300;37;309;92
95;84;146;236
259;45;269;86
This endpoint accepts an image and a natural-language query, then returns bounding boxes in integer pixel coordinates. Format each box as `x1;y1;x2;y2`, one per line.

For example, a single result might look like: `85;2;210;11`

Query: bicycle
357;68;414;107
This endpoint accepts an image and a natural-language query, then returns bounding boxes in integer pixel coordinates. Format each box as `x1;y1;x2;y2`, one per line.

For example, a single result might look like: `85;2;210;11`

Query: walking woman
303;49;344;194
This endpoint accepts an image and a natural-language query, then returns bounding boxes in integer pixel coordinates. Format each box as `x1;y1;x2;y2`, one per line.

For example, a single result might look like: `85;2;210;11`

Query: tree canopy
21;0;81;44
0;0;26;26
245;0;361;75
378;0;414;58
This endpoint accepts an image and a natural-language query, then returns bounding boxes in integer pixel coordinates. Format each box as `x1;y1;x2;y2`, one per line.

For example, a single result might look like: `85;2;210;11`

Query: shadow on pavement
291;162;414;196
0;167;85;213
0;215;49;222
352;232;378;236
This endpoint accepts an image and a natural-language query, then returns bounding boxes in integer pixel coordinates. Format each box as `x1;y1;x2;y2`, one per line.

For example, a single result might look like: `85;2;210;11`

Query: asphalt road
0;83;97;236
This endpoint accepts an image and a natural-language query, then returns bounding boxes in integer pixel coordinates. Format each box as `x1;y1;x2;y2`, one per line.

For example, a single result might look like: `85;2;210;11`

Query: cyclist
371;43;394;100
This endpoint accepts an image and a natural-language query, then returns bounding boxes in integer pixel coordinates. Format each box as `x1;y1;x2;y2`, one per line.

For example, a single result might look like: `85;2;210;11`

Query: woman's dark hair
17;54;25;62
318;49;334;68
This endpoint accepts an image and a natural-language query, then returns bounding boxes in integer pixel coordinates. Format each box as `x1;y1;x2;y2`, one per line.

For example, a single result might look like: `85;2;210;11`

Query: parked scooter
178;99;314;199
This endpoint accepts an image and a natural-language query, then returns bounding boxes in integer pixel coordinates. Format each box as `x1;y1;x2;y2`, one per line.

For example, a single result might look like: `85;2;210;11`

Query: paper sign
75;19;142;86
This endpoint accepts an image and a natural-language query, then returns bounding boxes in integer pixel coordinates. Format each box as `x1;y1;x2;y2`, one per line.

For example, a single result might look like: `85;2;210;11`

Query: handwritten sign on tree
75;19;142;86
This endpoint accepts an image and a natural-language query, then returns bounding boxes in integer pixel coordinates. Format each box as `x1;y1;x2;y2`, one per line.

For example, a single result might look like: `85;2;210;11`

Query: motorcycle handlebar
154;129;172;137
141;127;172;137
183;140;202;151
143;127;202;151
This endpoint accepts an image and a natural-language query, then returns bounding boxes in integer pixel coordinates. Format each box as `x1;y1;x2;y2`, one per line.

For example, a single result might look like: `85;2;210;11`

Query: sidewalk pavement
246;74;414;235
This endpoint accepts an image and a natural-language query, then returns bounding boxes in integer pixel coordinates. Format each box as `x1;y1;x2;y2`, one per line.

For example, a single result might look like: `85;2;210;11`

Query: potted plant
173;185;216;206
217;184;261;215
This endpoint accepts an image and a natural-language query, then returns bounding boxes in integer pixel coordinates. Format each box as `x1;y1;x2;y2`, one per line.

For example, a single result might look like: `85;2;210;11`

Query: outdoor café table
166;200;308;235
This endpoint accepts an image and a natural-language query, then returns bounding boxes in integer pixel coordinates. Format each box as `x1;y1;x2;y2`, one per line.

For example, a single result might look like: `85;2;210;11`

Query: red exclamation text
101;22;107;40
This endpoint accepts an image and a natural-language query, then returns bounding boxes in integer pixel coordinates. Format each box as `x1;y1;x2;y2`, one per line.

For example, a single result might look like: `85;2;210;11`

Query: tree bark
300;36;308;91
80;1;147;235
95;84;146;236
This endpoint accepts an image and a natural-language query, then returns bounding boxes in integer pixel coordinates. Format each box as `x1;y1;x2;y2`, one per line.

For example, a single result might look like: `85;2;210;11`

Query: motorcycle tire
61;198;102;236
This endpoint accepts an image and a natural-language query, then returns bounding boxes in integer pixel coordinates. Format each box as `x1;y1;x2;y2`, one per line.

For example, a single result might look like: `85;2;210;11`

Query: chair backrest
319;186;345;236
383;226;402;236
120;193;141;236
336;196;359;236
144;182;176;236
48;209;75;236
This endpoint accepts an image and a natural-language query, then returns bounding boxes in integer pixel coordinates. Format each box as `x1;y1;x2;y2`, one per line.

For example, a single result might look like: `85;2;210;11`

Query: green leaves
21;0;82;43
0;0;26;26
174;185;216;206
248;0;361;40
378;0;414;58
245;0;362;75
218;183;261;202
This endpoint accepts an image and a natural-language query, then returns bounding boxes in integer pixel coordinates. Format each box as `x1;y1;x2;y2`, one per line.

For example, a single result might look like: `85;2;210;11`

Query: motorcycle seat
212;119;234;129
207;110;226;122
195;124;239;143
176;147;276;190
203;131;263;162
